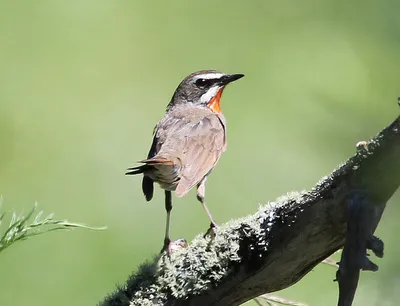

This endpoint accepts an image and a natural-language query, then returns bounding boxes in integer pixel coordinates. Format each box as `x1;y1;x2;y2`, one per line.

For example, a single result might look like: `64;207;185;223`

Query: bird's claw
203;222;219;239
168;238;188;254
160;238;188;256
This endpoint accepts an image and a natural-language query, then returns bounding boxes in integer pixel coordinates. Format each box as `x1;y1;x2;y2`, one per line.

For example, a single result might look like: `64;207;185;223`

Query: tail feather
142;176;154;201
125;164;154;201
126;156;174;201
139;157;174;166
125;164;149;175
125;157;173;175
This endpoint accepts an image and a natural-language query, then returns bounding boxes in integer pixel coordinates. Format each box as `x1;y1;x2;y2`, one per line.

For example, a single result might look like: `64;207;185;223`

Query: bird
126;70;244;252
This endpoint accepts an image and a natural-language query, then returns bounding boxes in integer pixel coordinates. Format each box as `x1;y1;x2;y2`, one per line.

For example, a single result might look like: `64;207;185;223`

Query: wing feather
149;106;227;196
174;116;226;197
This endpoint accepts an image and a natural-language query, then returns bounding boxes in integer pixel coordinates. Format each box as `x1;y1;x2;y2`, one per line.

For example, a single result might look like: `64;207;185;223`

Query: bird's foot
160;237;188;256
168;238;188;254
203;222;219;239
160;237;171;255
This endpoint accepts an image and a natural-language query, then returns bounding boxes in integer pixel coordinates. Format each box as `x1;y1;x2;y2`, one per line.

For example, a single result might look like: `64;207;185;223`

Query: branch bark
101;114;400;306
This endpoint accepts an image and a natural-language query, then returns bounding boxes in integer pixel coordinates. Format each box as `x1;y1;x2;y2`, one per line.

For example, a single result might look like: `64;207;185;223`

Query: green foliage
0;199;106;254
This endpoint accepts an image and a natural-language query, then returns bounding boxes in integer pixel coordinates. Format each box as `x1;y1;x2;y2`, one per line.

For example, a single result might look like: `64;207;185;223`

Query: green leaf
0;200;106;254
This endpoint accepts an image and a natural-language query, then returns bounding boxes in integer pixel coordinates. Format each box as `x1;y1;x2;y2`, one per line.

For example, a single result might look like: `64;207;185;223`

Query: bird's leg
161;190;172;253
197;178;218;238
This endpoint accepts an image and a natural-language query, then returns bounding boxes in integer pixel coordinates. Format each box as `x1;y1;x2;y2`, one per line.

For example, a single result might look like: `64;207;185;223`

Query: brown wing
175;117;226;197
151;107;226;197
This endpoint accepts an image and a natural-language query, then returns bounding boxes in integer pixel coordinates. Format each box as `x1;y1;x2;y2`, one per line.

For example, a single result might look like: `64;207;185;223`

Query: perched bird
126;70;244;251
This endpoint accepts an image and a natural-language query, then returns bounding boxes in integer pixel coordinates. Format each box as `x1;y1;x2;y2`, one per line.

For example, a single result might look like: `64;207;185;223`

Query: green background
1;1;399;305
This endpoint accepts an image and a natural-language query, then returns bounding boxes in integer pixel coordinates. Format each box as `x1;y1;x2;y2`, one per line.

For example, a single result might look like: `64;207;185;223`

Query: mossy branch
101;113;400;306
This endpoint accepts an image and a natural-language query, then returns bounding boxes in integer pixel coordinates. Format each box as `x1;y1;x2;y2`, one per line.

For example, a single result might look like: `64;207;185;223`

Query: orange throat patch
207;87;225;113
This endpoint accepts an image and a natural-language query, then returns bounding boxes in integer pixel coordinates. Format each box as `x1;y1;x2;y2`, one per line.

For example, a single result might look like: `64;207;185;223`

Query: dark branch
335;190;384;306
101;114;400;306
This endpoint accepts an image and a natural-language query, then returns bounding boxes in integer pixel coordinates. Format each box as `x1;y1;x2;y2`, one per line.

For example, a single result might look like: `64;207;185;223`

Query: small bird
126;70;244;251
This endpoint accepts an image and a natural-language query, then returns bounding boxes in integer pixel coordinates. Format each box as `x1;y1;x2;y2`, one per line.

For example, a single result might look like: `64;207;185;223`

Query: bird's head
167;70;244;113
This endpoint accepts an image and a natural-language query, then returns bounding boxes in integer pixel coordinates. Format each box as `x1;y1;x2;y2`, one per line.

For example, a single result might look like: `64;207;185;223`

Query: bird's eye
195;78;208;87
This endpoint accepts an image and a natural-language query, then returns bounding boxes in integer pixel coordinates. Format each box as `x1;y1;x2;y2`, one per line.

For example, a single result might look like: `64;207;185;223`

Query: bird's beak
218;74;245;86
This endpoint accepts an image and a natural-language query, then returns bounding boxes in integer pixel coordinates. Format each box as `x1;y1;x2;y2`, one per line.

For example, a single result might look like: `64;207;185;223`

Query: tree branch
101;114;400;306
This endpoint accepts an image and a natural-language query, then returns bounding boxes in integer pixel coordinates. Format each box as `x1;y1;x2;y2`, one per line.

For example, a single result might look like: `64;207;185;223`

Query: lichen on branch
101;114;400;306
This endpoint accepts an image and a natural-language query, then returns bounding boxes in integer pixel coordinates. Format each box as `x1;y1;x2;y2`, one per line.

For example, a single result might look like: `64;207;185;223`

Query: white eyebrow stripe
200;86;221;103
194;73;224;80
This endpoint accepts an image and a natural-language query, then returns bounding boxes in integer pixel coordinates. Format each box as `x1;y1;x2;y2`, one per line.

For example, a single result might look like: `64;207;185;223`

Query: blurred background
0;1;399;305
